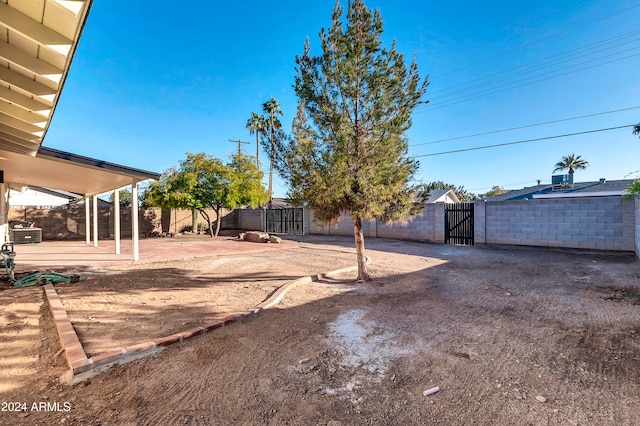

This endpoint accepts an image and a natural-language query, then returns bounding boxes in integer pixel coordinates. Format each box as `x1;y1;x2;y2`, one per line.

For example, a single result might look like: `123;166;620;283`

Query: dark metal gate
265;208;304;234
445;203;474;245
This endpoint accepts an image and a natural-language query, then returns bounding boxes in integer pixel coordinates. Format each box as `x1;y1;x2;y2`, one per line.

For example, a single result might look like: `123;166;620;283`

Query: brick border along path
45;258;370;381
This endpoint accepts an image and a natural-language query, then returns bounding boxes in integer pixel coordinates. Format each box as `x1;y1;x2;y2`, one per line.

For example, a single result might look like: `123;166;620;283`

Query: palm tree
246;112;266;169
553;153;589;175
633;123;640;137
262;98;283;207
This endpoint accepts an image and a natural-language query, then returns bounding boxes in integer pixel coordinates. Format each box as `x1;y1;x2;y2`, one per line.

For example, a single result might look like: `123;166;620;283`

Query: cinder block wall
376;204;442;241
9;206;235;240
303;205;445;242
635;198;640;258
481;197;635;251
238;209;265;231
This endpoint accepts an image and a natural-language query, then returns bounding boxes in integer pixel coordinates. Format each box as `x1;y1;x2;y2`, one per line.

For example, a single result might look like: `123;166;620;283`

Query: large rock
244;231;270;243
269;236;282;244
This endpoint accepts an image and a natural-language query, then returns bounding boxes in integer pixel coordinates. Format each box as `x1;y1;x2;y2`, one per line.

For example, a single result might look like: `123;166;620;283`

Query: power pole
228;139;250;155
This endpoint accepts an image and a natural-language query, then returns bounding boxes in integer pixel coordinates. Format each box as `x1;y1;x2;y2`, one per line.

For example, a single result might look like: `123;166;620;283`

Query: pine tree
277;0;428;281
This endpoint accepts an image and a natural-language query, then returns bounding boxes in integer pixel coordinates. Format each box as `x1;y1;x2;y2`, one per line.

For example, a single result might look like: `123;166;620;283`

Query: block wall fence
240;196;638;254
8;206;236;240
9;196;640;256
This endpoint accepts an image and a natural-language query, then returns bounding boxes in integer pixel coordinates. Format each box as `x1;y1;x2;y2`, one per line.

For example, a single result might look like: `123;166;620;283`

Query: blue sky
44;0;640;197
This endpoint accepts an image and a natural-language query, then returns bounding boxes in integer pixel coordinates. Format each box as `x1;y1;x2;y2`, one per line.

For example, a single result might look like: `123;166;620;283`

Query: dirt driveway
1;235;640;425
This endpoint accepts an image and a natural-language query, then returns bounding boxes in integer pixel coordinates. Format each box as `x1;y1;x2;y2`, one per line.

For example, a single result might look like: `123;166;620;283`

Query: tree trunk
198;208;214;237
353;215;370;282
214;207;222;237
191;209;198;233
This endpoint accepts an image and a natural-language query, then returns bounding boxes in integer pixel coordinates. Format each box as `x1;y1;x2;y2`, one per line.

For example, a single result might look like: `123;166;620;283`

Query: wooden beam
0;42;63;77
0;86;52;112
0;100;48;125
0;67;56;97
0;3;72;51
0;122;41;143
0;111;44;134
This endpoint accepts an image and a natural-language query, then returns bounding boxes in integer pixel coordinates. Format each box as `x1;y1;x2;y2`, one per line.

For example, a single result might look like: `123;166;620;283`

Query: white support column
92;195;98;247
131;181;140;261
114;188;121;255
85;197;90;245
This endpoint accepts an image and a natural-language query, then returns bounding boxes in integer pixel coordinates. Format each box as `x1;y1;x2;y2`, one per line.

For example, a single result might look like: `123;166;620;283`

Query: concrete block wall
9;206;236;240
481;197;635;251
303;204;445;242
636;198;640;258
376;204;443;242
238;208;265;231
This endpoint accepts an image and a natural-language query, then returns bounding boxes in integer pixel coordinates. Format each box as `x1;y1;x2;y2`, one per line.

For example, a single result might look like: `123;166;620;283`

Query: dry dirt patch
1;236;640;425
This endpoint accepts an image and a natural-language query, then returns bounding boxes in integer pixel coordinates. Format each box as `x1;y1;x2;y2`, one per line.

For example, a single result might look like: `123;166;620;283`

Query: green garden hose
11;271;85;288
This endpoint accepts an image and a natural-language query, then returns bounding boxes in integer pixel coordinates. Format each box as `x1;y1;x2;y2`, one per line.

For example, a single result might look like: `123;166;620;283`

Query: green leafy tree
246;112;266;169
109;189;132;208
276;0;428;281
262;98;283;206
484;185;508;197
553;153;589;175
624;179;640;200
144;153;268;237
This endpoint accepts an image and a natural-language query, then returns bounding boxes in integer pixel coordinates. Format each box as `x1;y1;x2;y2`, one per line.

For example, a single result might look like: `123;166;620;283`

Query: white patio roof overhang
0;1;161;261
2;146;160;196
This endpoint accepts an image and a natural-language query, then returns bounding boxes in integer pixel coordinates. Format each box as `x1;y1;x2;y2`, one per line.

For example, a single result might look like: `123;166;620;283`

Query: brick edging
44;256;371;378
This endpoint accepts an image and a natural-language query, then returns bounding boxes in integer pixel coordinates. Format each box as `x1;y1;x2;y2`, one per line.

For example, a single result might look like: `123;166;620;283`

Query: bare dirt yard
1;235;640;425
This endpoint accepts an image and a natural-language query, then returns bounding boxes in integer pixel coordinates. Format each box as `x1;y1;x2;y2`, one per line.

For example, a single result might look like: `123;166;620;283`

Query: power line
411;106;640;147
433;2;640;79
423;41;640;105
413;124;635;158
419;52;640;112
425;29;640;100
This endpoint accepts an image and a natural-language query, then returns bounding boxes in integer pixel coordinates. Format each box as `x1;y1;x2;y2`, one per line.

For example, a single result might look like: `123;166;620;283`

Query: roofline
38;146;161;181
532;191;625;199
39;1;95;154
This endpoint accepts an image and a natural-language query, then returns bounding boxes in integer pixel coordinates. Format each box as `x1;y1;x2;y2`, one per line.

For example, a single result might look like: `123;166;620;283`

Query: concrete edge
45;255;372;382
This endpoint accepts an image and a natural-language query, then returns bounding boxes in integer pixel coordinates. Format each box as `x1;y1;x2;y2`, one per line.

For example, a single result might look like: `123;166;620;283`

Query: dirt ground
1;235;640;425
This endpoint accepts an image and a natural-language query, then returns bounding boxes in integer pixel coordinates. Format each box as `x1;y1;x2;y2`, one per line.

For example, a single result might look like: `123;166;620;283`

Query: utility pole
228;139;250;155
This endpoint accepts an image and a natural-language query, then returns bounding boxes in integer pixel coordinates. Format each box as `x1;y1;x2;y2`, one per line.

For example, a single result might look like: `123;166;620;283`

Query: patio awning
2;146;160;196
0;1;160;196
0;0;93;157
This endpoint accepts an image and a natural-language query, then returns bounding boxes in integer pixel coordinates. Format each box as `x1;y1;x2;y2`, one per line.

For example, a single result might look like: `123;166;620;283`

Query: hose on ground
11;271;85;288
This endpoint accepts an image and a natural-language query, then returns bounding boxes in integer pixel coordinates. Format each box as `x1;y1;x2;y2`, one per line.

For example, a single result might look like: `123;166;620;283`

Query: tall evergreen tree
276;0;428;281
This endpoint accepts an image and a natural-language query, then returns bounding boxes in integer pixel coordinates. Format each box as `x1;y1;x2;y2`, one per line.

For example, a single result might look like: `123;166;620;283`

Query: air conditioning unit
551;174;573;186
9;228;42;244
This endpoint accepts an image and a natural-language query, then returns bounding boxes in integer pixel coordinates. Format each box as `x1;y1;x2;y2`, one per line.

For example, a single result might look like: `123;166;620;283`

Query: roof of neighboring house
261;198;298;209
484;179;635;201
13;186;82;201
426;188;461;203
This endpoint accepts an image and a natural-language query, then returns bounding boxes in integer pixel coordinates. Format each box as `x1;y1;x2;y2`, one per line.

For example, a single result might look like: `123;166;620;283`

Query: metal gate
445;203;474;245
265;208;304;234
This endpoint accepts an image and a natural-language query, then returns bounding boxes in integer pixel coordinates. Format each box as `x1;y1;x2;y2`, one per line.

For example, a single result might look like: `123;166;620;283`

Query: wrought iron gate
265;208;304;234
445;203;474;245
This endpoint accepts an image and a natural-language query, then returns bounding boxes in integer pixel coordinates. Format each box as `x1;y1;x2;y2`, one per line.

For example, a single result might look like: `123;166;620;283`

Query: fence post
435;203;445;243
474;200;486;245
